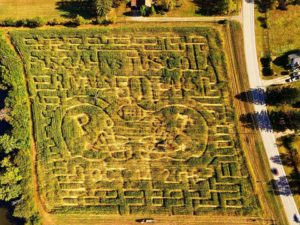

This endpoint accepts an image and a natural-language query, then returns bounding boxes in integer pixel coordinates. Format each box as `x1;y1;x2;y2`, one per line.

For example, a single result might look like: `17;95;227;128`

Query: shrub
0;17;46;27
47;18;63;26
73;15;87;26
0;18;17;27
26;17;46;28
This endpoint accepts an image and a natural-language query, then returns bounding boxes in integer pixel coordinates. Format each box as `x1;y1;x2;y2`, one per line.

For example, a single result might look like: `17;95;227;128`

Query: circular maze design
151;106;208;160
61;104;115;156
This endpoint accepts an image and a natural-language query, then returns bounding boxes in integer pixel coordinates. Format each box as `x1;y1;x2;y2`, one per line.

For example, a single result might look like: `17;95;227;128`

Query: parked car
286;78;292;82
272;168;279;176
136;218;155;223
286;76;300;83
294;214;300;223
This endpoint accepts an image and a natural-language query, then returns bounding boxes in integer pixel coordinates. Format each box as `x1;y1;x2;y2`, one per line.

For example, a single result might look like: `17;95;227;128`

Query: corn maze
11;27;258;216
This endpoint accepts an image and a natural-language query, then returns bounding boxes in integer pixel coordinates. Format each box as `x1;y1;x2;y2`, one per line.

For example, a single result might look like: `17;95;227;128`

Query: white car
294;214;300;223
286;76;300;83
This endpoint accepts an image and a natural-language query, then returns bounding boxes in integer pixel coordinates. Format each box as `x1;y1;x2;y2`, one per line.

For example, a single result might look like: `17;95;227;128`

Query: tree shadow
0;121;12;136
268;176;293;196
239;110;300;132
269;156;300;196
235;88;266;105
257;16;268;28
236;87;300;106
0;201;25;225
56;0;94;19
270;155;282;165
0;90;8;109
240;110;273;131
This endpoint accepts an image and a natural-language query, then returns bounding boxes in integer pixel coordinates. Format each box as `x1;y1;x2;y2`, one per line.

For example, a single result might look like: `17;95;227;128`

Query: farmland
0;0;62;20
9;27;259;217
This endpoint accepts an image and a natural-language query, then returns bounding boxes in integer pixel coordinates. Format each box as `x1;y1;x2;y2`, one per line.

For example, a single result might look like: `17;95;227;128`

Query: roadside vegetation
254;0;300;208
237;82;300;210
269;82;300;210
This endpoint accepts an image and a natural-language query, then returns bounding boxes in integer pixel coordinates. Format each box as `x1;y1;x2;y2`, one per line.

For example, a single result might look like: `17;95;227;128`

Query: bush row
0;16;115;28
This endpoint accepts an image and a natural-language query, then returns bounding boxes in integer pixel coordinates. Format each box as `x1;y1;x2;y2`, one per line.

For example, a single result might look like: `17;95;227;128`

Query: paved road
242;1;300;224
122;16;229;22
262;75;290;86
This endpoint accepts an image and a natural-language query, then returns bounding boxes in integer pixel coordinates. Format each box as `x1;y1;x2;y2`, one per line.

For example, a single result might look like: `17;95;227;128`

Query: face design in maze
62;104;115;156
152;106;208;160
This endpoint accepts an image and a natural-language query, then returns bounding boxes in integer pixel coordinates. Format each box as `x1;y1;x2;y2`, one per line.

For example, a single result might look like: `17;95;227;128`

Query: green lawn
255;5;300;78
268;5;300;56
0;0;63;20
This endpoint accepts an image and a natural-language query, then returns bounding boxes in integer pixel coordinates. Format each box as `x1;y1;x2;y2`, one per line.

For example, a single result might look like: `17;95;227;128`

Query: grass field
278;138;300;211
268;6;300;56
0;0;65;20
255;5;300;77
9;26;259;217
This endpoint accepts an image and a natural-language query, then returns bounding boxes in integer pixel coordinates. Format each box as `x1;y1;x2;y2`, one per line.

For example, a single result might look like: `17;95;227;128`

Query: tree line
258;0;300;11
0;35;41;224
91;0;236;17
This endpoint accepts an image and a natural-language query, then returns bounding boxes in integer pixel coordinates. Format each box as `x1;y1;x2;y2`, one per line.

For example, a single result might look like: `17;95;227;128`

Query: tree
73;15;86;26
0;134;20;154
266;86;300;105
157;0;175;11
0;65;10;90
94;0;112;17
0;158;22;201
140;5;147;16
197;0;230;15
112;0;124;8
150;5;156;15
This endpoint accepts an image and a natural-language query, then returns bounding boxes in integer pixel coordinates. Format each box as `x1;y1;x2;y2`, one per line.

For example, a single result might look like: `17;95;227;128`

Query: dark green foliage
94;0;112;17
0;135;20;154
140;5;147;16
197;0;230;15
0;33;40;223
266;86;300;105
0;157;22;201
112;0;124;8
0;17;46;28
72;15;87;26
156;0;175;11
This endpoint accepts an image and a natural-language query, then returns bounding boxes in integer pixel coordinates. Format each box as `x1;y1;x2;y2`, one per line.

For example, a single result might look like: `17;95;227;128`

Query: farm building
131;0;152;8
